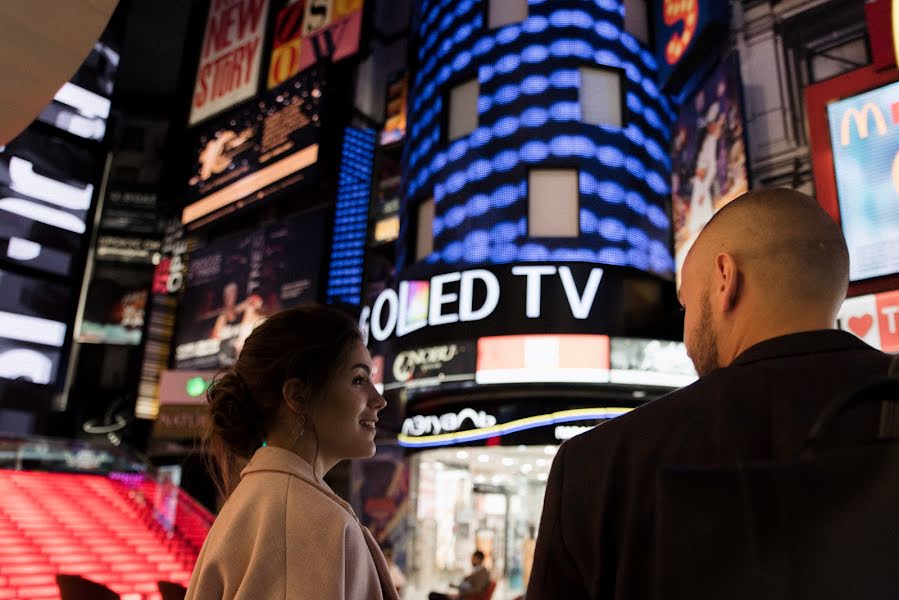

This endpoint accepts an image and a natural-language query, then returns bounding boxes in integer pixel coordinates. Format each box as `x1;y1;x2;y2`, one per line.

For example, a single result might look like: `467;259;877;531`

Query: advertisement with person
173;209;325;369
671;52;749;281
826;79;899;282
189;0;270;125
183;66;324;227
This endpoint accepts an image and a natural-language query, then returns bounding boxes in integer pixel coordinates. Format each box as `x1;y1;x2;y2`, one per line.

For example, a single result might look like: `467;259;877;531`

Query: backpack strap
878;355;899;439
807;355;899;444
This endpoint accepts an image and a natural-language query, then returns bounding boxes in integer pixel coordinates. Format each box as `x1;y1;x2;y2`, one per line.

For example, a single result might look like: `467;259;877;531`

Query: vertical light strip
326;127;376;304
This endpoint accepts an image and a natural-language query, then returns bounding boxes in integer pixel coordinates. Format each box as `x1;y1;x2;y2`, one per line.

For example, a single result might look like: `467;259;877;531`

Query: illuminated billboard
174;209;325;369
37;42;118;141
838;289;899;353
0;129;99;277
182;67;324;227
267;0;365;89
0;270;70;386
652;0;730;90
827;80;899;282
189;0;270;125
476;334;611;385
671;52;749;281
402;0;675;277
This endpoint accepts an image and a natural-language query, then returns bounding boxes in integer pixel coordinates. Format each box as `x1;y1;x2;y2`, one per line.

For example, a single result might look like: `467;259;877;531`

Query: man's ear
281;378;308;415
714;252;741;313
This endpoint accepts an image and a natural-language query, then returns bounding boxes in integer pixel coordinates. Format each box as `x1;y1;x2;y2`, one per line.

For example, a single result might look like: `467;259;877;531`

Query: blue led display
327;127;376;304
400;0;675;277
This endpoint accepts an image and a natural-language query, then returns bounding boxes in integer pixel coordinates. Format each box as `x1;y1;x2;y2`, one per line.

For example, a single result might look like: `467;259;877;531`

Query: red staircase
0;470;213;600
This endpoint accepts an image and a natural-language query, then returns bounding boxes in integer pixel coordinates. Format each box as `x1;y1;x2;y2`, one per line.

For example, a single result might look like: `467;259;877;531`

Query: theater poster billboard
173;209;325;369
189;0;270;126
670;52;749;281
267;0;364;89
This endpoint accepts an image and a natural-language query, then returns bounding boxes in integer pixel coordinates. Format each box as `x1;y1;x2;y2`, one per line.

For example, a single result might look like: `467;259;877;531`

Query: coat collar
731;329;870;367
240;445;356;518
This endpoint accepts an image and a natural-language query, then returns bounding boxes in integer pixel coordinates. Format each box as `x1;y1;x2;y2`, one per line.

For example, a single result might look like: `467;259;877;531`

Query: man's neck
723;310;837;366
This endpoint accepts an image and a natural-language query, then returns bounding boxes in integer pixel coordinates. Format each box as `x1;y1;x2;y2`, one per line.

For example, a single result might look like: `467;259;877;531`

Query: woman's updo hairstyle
203;304;361;497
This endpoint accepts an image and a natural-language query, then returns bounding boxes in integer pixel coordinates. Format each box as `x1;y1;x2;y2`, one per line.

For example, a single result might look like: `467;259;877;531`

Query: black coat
526;330;892;600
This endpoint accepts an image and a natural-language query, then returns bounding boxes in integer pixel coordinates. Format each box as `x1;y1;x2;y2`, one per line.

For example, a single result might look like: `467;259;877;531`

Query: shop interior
405;445;559;600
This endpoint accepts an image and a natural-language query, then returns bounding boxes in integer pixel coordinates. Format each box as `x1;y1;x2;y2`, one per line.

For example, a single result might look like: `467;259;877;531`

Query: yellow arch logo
840;102;888;146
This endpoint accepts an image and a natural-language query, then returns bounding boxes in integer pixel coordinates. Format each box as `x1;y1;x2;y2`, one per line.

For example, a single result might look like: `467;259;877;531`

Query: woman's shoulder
285;475;357;525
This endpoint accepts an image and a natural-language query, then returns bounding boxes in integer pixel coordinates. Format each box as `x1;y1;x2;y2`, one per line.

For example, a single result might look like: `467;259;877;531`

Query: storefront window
406;446;556;599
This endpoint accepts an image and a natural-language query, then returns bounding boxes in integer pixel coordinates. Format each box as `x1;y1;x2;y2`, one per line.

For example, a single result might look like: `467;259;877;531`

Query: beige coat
186;446;400;600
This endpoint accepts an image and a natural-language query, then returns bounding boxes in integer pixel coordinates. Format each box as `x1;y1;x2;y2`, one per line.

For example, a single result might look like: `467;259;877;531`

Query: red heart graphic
848;314;873;338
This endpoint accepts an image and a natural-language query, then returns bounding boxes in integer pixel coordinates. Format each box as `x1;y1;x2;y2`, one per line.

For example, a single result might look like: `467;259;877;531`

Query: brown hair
203;304;361;499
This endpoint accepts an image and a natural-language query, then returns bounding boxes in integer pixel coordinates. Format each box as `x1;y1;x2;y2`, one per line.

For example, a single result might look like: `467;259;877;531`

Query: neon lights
397;407;632;448
405;0;673;276
326;127;376;304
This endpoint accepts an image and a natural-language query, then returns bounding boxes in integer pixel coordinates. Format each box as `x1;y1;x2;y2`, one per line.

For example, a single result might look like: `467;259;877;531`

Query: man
429;551;491;600
526;188;892;599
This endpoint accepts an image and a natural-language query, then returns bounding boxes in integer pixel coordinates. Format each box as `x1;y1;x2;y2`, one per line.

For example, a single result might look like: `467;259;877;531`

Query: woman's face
313;339;387;463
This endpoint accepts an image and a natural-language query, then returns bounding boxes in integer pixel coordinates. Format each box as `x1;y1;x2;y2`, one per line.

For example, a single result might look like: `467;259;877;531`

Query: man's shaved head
680;188;849;375
690;187;849;307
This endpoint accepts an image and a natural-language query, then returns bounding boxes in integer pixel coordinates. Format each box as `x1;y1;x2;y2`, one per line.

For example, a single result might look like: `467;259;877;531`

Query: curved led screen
401;0;675;277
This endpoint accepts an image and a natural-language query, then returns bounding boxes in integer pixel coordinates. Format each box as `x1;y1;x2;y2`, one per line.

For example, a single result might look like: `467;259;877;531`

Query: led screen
0;270;70;386
77;264;152;345
36;42;118;141
182;67;324;227
0;129;98;276
174;209;325;369
404;0;675;277
827;79;899;282
671;52;748;281
609;337;696;387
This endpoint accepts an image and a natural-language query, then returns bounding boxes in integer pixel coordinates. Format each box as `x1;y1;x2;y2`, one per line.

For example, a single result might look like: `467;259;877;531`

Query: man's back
526;330;891;600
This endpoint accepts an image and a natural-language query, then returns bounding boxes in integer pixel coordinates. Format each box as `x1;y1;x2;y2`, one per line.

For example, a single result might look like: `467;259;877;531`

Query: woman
186;306;399;599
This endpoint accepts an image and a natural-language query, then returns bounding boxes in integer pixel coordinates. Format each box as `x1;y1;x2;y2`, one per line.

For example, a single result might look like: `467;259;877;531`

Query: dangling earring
293;414;306;443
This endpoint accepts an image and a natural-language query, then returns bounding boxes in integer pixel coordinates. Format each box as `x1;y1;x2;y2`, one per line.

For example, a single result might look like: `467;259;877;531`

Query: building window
416;197;435;260
447;78;479;141
623;0;649;44
580;67;623;129
489;0;527;29
528;170;579;238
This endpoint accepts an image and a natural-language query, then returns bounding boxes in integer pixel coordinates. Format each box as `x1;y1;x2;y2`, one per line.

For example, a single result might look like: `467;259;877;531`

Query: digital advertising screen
182;67;324;227
0;270;71;386
609;337;697;387
0;128;99;277
653;0;730;90
36;41;119;141
173;208;325;369
838;288;899;353
671;52;749;281
77;264;152;345
370;154;402;245
827;80;899;282
380;70;407;146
